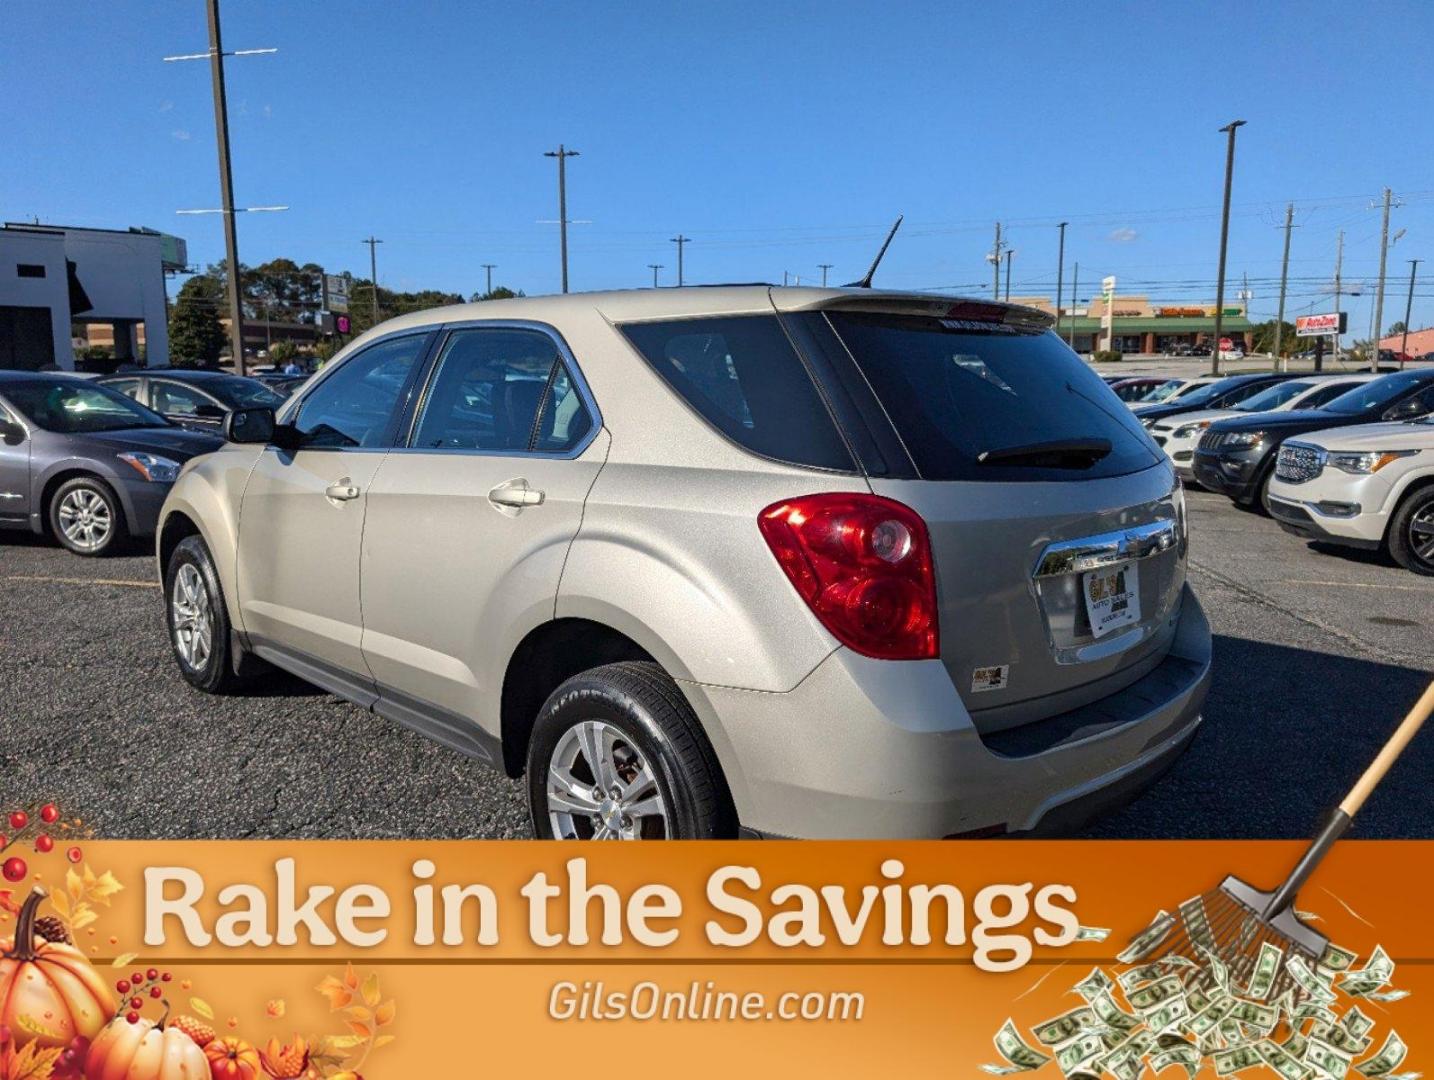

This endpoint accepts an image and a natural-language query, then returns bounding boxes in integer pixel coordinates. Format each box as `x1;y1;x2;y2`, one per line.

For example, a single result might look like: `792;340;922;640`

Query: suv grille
1276;443;1324;484
1197;430;1231;451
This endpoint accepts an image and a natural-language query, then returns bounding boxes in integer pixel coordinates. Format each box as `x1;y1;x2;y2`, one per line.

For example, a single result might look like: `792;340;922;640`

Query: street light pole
1055;222;1067;342
670;235;689;286
1274;202;1294;371
1210;119;1246;377
1402;259;1420;369
543;145;580;292
647;263;663;288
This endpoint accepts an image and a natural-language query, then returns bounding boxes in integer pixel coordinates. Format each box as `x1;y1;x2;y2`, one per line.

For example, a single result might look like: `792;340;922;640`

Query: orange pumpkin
85;1014;209;1080
204;1036;263;1080
0;887;115;1052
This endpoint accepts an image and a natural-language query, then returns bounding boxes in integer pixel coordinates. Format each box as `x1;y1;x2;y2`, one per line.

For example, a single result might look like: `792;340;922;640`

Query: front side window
619;315;854;470
293;334;426;449
1235;381;1312;412
151;381;214;418
1297;382;1358;409
2;378;168;433
411;328;594;453
1323;373;1429;417
1211;379;1281;407
103;378;140;400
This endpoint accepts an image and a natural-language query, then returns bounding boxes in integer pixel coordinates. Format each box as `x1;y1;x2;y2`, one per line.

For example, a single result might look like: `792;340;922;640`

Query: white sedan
1147;374;1378;481
1267;416;1434;575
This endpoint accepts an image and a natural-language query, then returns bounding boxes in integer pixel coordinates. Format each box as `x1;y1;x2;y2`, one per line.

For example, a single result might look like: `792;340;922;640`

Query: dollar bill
1283;1032;1310;1060
1309;1037;1354;1079
1362;989;1409;1003
1355;1032;1407;1078
1340;946;1394;996
1312;1021;1373;1056
985;1019;1053;1074
1199;945;1232;993
1091;991;1141;1034
1118;911;1176;964
1119;963;1169;991
1342;1007;1376;1039
1076;925;1112;942
1146;996;1191;1034
1295;1001;1339;1027
1073;967;1114;1002
1288;955;1339;1005
1186;985;1212;1015
1214;1044;1264;1076
1150;1045;1200;1078
1033;1006;1099;1047
1228;999;1279;1033
1246;941;1284;1001
1128;975;1185;1014
1259;1039;1313;1080
1319;943;1358;973
1188;997;1236;1038
1179;895;1217;952
1056;1033;1107;1075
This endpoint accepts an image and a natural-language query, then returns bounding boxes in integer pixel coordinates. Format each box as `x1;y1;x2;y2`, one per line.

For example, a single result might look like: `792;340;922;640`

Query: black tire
48;476;127;556
1388;487;1434;576
526;661;736;840
163;534;254;692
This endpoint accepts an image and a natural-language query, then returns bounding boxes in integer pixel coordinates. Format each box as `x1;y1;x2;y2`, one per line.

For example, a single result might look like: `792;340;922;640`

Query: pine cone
33;915;70;944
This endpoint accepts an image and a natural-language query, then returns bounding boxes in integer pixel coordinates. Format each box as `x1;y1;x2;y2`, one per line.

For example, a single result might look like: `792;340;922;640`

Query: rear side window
824;312;1159;482
620;315;854;471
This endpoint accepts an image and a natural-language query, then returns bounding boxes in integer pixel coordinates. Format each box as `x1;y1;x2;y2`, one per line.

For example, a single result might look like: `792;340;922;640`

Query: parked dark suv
1192;369;1434;512
1133;372;1298;426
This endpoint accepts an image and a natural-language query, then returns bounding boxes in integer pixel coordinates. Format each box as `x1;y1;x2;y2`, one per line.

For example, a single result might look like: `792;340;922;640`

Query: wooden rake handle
1265;678;1434;919
1339;679;1434;818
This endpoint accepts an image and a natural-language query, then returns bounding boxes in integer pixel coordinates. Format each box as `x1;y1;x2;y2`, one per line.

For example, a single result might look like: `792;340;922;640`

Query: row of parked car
1104;367;1434;575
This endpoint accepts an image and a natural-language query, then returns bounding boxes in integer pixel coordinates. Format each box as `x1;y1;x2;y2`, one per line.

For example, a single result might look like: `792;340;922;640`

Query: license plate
1083;560;1141;639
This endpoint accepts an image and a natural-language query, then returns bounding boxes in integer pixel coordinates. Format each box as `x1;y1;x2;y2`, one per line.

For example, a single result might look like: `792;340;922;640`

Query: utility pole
543;145;580;293
990;222;1004;296
818;263;833;287
1401;259;1420;369
1210;120;1247;377
207;0;245;374
647;263;663;288
362;236;382;324
782;270;789;287
481;263;496;296
1069;262;1079;348
1003;249;1015;301
670;234;689;286
1055;222;1068;342
1274;203;1295;371
1369;187;1395;372
1331;229;1344;370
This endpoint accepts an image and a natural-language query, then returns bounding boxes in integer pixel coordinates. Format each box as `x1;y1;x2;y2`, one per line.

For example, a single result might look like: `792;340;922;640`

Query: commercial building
1010;294;1254;355
1378;326;1434;360
0;222;185;371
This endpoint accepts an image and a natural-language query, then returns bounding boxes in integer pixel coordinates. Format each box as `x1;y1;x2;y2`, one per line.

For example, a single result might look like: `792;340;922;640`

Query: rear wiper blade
976;437;1112;469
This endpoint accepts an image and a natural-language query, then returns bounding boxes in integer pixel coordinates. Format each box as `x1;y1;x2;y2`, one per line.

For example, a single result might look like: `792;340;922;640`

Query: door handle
488;479;545;509
325;479;361;502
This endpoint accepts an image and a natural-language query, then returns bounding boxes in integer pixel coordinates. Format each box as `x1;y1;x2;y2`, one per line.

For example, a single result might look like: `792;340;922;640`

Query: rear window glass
620;315;854;471
824;312;1160;482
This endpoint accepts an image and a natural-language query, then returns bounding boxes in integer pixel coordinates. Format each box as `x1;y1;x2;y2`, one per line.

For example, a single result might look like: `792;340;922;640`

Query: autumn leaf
65;868;83;904
342;1006;371;1025
87;869;124;904
71;908;98;931
265;999;286;1019
321;1035;365;1053
373;1033;396;1049
360;972;381;1008
14;1014;63;1040
344;1020;372;1040
47;891;70;919
342;963;359;990
190;997;215;1020
373;1000;396;1027
111;952;138;968
3;1041;65;1080
316;975;353;1011
0;890;19;917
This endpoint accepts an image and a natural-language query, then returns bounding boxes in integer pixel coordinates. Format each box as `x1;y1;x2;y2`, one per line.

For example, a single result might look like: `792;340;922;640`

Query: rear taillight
758;493;939;661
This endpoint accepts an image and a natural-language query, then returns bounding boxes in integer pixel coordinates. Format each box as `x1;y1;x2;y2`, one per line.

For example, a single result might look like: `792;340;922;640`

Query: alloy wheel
546;720;669;839
57;488;112;551
1410;504;1434;569
171;563;214;671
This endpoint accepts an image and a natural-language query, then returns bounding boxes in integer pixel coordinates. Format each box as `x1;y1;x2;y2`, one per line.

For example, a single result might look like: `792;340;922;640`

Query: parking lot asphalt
1;489;1431;841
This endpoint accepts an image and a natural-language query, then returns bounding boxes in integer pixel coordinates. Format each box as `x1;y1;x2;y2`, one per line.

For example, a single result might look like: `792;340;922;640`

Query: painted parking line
1;574;159;589
1278;578;1434;593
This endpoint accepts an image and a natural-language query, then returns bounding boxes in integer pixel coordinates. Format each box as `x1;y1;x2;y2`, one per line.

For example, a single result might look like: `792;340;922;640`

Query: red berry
40;804;59;824
161;972;172;982
1;857;26;883
8;811;26;831
129;997;143;1010
146;967;159;981
131;972;143;985
116;980;130;994
66;846;82;864
60;1049;76;1065
35;835;54;853
126;1012;140;1024
150;986;162;999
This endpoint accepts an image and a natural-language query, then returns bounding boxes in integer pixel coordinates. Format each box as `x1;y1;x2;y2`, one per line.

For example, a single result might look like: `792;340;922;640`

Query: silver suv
157;287;1211;839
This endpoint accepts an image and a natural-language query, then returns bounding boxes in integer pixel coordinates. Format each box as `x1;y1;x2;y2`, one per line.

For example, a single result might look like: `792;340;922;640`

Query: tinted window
1;378;168;433
205;376;285;410
1234;381;1313;412
1297;381;1359;408
411;328;593;453
1323;373;1433;416
103;378;140;399
294;334;426;448
620;315;853;470
151;381;215;418
1210;378;1284;407
825;313;1159;482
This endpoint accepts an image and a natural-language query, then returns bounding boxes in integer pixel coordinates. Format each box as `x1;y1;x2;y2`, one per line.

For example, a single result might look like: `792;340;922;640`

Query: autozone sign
1296;312;1347;336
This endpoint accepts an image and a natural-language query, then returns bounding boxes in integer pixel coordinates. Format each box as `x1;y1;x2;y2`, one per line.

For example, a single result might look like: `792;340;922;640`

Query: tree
168;275;226;366
471;286;525;302
267;339;298;367
1387;321;1407;337
1250;318;1298;356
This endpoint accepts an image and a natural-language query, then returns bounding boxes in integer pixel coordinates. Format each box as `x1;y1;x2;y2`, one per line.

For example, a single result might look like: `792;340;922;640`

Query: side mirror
0;419;24;446
225;406;276;444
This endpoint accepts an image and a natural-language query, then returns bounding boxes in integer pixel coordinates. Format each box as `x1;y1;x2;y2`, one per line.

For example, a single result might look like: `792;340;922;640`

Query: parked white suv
1268;416;1434;575
157;288;1210;839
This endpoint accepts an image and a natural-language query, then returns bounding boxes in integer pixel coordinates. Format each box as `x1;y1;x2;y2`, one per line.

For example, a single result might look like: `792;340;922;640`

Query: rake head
1149;876;1328;1003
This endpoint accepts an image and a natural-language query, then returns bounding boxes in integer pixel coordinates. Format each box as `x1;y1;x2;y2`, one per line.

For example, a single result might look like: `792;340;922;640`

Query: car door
149;379;226;430
235;331;433;690
0;399;30;523
359;324;605;728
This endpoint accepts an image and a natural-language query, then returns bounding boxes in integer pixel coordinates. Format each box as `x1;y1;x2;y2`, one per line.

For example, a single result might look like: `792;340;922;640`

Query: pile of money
982;907;1415;1080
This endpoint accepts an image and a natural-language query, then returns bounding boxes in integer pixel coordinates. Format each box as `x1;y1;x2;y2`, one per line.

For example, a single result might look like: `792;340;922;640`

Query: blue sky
4;0;1433;334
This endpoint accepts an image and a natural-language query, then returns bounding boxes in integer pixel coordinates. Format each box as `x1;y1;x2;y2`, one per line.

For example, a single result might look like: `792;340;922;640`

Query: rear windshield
1234;380;1313;411
620;315;855;471
1322;372;1429;415
824;312;1161;481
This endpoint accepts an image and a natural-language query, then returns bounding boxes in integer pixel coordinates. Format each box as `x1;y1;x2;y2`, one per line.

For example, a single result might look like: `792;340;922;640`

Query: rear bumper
682;584;1211;839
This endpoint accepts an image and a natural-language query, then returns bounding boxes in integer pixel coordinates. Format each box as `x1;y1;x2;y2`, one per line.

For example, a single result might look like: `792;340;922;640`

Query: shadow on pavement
1078;633;1434;839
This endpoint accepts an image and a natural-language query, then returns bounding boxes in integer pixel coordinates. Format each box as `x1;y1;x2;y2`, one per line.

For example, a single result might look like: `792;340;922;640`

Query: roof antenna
846;214;903;288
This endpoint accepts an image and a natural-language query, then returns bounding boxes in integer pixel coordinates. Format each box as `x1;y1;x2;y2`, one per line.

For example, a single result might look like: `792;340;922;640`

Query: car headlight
1221;430;1266;448
1173;420;1212;440
1327;450;1418;474
117;451;183;483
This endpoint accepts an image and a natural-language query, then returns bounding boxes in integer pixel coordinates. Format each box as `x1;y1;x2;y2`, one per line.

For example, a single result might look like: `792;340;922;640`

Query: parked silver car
156;287;1211;839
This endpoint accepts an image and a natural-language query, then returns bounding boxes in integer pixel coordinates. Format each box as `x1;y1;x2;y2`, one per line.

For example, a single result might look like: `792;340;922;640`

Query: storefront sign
1296;312;1348;337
